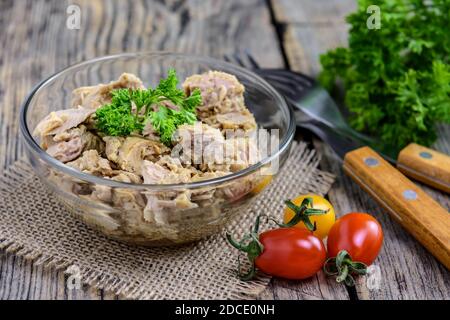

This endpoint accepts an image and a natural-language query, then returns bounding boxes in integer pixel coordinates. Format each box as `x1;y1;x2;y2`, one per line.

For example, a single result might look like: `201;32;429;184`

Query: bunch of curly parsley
319;0;450;151
95;69;202;146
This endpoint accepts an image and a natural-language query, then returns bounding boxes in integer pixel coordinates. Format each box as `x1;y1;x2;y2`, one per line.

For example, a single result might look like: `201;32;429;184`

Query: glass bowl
20;52;295;246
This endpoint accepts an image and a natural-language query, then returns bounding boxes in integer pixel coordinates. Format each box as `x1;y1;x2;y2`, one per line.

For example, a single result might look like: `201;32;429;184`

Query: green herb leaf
95;69;202;145
148;106;177;146
319;0;450;151
95;90;144;136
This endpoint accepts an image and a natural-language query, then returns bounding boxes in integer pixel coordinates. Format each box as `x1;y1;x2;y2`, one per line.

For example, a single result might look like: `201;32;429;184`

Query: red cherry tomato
255;228;326;280
327;212;383;265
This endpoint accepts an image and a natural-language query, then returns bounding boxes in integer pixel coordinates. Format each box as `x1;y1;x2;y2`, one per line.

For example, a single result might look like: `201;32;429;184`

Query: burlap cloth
0;142;334;299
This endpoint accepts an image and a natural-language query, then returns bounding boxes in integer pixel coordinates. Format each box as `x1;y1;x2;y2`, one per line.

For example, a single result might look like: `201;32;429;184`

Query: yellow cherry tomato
252;175;273;194
283;194;335;239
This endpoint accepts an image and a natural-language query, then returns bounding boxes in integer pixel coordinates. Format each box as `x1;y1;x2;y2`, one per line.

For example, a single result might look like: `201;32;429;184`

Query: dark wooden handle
343;146;450;270
397;143;450;194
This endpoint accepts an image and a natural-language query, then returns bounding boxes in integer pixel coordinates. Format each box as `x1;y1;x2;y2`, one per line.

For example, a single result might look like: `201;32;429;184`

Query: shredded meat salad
34;70;263;237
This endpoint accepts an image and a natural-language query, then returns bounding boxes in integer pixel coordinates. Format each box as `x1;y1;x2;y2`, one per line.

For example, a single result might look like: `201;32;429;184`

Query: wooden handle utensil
397;143;450;194
343;146;450;270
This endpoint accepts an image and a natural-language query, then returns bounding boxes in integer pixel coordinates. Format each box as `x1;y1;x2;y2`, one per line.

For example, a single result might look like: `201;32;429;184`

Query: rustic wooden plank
260;269;352;300
0;253;59;300
0;252;115;300
271;0;357;24
0;0;349;300
284;24;350;76
277;0;450;299
271;0;355;76
270;270;353;300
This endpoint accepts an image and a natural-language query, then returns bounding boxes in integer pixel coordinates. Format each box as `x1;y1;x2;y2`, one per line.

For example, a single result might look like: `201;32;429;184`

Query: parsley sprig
95;69;202;145
319;0;450;151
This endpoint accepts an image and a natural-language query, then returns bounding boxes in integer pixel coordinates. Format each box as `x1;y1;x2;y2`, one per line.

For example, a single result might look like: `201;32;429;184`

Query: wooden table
0;0;448;300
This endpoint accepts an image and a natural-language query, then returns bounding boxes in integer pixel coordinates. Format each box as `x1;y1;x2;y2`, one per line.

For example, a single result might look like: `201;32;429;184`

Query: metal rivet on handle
364;157;379;167
403;189;418;200
419;151;432;159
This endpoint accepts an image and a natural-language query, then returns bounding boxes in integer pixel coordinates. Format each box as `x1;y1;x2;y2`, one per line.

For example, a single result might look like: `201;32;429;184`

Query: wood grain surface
1;0;449;300
271;0;357;24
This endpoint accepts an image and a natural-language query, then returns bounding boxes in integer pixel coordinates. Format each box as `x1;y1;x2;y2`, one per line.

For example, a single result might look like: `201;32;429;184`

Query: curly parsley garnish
95;69;202;145
319;0;450;151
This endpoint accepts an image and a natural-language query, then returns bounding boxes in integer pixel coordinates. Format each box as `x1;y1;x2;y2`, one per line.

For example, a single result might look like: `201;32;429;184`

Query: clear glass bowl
20;52;295;246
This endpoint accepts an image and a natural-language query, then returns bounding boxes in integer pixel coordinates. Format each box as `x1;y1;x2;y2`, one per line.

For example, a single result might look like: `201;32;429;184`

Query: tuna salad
33;70;264;243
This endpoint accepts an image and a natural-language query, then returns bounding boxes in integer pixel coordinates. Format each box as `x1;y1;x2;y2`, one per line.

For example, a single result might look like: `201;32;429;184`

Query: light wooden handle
343;146;450;270
397;143;450;194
